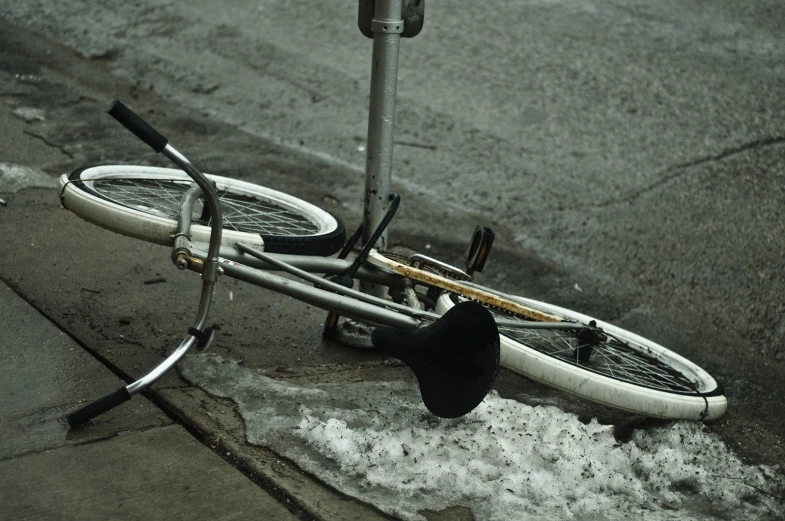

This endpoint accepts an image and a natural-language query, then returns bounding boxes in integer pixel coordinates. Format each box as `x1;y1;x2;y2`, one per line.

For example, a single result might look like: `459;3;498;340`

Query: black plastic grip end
66;386;132;428
107;100;168;153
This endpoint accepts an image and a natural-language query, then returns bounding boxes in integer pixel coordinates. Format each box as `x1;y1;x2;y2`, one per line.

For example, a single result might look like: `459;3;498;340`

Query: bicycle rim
61;165;345;254
437;292;726;421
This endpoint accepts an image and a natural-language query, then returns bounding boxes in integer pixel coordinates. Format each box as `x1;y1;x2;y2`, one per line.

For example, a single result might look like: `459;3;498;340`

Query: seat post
360;0;405;298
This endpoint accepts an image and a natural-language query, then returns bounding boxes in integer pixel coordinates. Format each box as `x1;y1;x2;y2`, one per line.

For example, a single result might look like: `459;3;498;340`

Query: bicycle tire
366;250;726;420
437;291;726;421
60;165;345;255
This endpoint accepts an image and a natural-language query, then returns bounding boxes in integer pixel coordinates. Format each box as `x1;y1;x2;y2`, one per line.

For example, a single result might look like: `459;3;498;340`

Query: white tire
437;292;726;421
60;165;345;255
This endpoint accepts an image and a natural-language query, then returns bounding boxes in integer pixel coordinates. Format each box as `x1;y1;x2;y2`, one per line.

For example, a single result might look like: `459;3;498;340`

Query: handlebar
66;386;131;428
67;101;223;428
107;100;169;152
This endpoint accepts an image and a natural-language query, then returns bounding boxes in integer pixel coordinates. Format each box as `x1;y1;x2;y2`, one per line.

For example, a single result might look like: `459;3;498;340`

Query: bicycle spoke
87;179;320;237
491;306;697;394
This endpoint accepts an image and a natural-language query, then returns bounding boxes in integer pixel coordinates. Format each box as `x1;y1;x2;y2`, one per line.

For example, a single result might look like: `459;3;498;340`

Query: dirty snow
0;163;57;192
180;353;784;521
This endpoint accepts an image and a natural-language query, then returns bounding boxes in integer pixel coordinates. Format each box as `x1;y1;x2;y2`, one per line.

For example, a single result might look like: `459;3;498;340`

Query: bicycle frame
64;101;573;428
168;166;577;335
124;159;574;404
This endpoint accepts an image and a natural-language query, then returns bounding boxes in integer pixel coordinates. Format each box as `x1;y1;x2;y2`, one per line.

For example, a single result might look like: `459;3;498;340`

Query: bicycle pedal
333;318;376;349
464;225;495;275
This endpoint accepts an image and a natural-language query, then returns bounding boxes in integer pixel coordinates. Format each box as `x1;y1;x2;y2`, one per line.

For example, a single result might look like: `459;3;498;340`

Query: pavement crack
0;425;167;463
594;135;785;209
152;394;319;521
0;447;75;463
1;277;134;381
1;282;315;516
22;128;75;159
70;425;165;448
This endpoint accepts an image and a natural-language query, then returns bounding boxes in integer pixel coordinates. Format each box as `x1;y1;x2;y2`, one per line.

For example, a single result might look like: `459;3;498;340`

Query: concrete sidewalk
0;282;299;521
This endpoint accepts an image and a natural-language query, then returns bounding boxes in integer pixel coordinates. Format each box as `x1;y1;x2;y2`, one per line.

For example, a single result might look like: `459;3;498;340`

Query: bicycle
58;101;726;428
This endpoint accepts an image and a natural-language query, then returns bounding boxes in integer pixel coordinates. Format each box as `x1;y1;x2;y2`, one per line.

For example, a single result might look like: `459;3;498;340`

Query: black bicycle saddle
372;301;500;418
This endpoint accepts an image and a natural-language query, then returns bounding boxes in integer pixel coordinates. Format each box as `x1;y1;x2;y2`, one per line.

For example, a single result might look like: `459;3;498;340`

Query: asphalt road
1;0;784;514
4;0;783;355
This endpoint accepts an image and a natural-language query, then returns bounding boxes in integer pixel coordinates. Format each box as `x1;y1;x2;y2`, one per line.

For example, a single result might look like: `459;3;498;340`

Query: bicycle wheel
436;291;727;421
366;250;726;420
60;165;345;255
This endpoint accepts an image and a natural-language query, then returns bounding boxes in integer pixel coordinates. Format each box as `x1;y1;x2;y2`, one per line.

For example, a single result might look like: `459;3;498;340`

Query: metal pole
361;0;404;298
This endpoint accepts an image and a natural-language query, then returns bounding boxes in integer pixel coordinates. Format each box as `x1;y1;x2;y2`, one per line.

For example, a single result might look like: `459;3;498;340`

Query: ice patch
180;353;784;521
12;106;46;122
0;163;57;193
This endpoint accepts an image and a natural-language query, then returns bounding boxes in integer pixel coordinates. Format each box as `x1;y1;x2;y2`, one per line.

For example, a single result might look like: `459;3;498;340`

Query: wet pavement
0;282;300;520
1;5;784;520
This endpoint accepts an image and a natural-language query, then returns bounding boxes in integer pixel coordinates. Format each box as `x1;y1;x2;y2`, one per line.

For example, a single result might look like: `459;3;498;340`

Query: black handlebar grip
107;100;168;153
66;386;132;428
